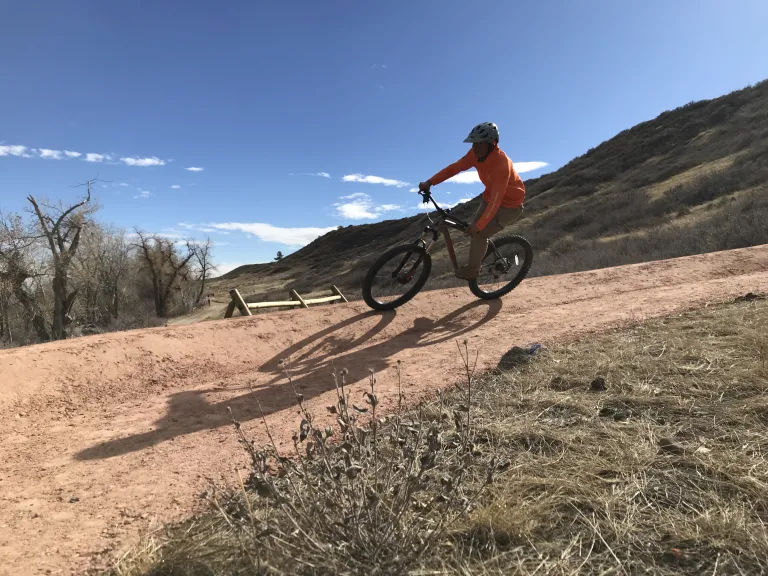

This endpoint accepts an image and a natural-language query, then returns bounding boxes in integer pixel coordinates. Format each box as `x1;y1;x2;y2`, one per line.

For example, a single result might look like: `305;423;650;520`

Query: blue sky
2;1;767;273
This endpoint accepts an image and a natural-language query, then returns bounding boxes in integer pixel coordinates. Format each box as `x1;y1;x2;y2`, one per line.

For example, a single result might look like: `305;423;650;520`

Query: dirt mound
1;245;767;575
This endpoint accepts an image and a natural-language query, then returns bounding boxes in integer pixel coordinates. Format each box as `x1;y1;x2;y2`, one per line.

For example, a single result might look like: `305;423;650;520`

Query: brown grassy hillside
210;79;768;307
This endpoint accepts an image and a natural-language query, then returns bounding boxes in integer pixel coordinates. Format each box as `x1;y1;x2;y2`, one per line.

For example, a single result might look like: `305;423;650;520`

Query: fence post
229;289;252;316
330;285;348;303
290;289;309;308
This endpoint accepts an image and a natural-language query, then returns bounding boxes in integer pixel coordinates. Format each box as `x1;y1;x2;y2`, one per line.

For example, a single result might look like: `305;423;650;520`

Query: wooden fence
225;285;348;318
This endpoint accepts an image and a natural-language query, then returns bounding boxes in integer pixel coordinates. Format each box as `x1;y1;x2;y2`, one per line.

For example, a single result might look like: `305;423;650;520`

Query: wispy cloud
176;222;230;236
85;153;109;163
121;156;166;167
37;148;64;160
186;166;204;172
208;222;337;247
0;145;27;157
291;172;331;178
342;173;410;188
178;222;222;234
171;184;181;189
118;182;130;187
134;190;152;199
335;193;402;220
64;150;81;158
409;187;419;193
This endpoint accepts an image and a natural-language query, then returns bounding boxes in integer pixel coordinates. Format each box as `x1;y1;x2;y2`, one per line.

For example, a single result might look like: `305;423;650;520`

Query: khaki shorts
474;201;523;238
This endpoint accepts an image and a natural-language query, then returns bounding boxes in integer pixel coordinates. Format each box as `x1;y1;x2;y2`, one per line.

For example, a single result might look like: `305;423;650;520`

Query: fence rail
225;285;348;318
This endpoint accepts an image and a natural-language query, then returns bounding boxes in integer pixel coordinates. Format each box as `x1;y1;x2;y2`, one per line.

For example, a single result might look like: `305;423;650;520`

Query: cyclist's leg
456;201;493;278
463;205;523;275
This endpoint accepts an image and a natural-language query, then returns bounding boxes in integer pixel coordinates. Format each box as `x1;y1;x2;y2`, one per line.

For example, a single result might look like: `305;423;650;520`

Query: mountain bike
361;191;533;311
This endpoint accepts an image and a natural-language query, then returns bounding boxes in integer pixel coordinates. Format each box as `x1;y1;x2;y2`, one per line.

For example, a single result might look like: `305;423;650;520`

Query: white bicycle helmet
463;122;499;144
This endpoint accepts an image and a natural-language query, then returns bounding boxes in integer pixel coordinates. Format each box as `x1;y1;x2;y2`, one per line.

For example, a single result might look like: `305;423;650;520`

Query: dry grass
645;153;743;199
109;296;768;575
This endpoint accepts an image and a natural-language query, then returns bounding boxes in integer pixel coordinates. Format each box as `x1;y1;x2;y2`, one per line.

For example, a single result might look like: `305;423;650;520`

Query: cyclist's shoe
455;266;479;280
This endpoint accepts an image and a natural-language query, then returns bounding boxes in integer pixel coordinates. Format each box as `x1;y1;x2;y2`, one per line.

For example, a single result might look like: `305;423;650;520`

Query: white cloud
211;261;248;277
1;145;186;170
121;156;166;167
0;145;27;157
515;161;549;173
337;202;377;220
186;166;204;172
171;184;181;189
342;174;410;188
134;190;152;199
409;187;419;193
38;148;64;160
447;171;481;184
118;182;130;187
445;162;548;184
209;222;337;247
334;193;402;220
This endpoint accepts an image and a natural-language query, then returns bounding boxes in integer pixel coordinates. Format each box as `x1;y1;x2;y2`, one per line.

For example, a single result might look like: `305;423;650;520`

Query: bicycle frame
414;191;503;272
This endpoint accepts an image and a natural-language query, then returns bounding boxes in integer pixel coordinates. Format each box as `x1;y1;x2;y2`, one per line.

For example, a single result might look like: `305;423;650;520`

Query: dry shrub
112;297;768;575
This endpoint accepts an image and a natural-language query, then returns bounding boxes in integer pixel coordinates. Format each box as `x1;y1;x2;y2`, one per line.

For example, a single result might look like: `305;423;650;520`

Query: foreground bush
113;296;768;575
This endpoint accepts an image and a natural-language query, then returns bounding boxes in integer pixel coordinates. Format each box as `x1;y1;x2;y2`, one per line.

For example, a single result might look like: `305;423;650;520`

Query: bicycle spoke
475;241;526;293
369;250;427;304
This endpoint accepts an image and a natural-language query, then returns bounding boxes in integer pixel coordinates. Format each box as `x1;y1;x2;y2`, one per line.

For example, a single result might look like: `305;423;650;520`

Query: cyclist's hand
418;181;432;193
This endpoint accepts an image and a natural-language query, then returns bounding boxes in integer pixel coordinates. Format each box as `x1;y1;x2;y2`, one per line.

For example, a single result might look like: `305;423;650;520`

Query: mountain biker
418;122;525;280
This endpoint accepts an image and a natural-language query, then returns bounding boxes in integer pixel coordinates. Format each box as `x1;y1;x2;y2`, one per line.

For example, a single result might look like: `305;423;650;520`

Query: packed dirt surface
1;246;767;575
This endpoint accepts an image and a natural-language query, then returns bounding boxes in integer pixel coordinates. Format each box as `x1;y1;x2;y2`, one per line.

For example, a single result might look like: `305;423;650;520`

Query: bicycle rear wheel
362;244;432;311
468;235;533;300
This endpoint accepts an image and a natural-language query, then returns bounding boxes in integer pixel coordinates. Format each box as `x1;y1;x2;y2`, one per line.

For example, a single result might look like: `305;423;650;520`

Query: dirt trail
1;246;767;575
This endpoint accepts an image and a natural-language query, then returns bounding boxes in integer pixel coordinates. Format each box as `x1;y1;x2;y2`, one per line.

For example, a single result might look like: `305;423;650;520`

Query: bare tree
72;224;132;326
133;231;195;317
0;211;50;342
26;181;97;340
99;231;132;321
191;237;216;307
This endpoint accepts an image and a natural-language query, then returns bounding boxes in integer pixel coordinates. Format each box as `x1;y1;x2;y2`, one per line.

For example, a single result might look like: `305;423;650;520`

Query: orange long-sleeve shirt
428;147;525;231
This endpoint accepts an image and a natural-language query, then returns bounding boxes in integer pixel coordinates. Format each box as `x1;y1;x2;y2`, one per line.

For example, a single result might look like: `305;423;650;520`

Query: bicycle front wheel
362;244;432;311
468;235;533;300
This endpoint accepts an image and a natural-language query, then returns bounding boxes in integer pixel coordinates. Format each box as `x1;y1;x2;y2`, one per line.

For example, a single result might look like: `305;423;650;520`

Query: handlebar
418;190;470;230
